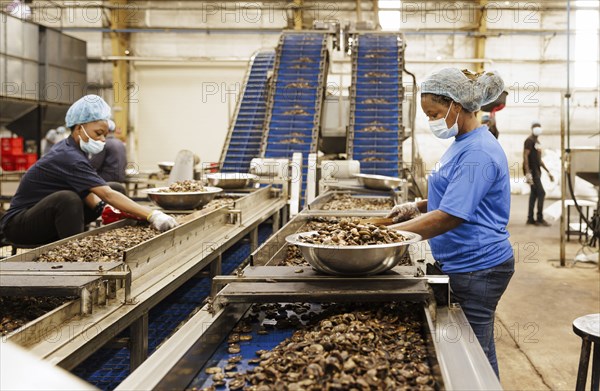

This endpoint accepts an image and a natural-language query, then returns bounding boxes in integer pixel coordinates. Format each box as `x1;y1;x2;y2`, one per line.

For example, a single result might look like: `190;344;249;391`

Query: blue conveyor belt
186;304;325;390
348;34;404;178
221;51;275;173
74;224;273;390
262;32;327;204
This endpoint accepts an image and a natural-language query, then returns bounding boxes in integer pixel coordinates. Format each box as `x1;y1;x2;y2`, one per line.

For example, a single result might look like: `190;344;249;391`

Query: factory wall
27;1;599;174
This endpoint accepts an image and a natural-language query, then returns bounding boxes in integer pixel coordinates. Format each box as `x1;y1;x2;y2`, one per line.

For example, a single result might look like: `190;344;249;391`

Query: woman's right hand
386;202;421;223
148;210;178;231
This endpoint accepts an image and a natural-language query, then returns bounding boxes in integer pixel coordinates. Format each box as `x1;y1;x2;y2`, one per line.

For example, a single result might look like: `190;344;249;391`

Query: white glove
148;210;178;232
525;173;534;185
386;202;421;223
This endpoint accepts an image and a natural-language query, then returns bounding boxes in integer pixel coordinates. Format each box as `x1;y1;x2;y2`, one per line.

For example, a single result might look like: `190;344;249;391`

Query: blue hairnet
421;68;505;112
65;95;111;127
107;119;116;132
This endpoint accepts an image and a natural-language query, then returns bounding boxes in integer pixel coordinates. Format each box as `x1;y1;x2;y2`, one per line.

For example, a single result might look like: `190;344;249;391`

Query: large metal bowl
285;230;422;276
143;186;223;210
354;173;403;190
206;173;259;189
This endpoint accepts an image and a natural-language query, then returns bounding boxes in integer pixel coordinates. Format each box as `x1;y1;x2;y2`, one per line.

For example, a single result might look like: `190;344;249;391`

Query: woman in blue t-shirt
389;68;514;377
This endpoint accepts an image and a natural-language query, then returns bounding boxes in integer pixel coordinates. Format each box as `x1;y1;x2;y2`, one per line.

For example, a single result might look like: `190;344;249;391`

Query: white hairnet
45;129;59;144
421;68;505;112
56;126;67;134
65;95;111;128
107;119;116;132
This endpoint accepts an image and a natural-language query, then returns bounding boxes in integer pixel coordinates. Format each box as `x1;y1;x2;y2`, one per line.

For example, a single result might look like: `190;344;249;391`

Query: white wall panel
131;63;246;170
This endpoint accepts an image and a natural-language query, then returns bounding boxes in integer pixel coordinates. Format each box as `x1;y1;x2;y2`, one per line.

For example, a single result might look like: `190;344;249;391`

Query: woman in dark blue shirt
1;95;177;245
389;68;513;377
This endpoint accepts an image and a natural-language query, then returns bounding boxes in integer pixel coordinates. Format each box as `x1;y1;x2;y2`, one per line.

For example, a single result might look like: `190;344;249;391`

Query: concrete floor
497;195;599;391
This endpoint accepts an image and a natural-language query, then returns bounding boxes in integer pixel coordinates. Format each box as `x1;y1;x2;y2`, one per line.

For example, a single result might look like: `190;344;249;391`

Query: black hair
421;93;452;106
421;93;468;112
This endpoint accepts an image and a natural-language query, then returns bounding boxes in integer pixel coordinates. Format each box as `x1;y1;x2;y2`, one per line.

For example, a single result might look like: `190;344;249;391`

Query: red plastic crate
24;153;37;168
1;137;24;156
1;155;16;171
14;154;35;170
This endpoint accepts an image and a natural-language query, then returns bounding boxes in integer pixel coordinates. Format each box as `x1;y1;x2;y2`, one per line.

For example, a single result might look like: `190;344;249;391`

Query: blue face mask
79;126;105;155
428;101;459;139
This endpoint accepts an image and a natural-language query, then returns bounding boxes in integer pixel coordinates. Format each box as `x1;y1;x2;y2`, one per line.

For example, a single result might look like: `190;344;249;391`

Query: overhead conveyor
260;32;328;204
348;33;406;178
220;51;275;173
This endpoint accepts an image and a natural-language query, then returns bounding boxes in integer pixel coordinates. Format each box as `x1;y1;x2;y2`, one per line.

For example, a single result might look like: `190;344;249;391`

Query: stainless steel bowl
285;230;422;276
354;173;403;190
158;161;174;174
206;173;259;189
143;186;223;210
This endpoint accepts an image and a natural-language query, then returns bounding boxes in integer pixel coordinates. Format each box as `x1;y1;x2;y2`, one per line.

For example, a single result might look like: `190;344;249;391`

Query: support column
250;227;259;253
129;312;149;371
293;0;303;30
110;0;130;140
475;0;488;73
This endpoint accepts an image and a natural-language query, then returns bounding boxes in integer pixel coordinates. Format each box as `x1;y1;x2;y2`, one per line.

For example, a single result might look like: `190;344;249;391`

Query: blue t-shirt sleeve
64;160;107;195
438;149;498;222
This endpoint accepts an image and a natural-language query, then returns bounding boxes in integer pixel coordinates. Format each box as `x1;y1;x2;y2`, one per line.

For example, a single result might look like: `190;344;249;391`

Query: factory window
574;2;599;88
378;0;401;31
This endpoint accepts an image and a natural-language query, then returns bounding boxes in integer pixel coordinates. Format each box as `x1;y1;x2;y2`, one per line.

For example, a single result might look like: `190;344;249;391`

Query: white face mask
428;101;459;139
79;126;105;155
532;126;542;136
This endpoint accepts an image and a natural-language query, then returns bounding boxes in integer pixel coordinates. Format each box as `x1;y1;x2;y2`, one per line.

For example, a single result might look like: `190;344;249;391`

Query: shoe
536;219;551;227
526;219;537;225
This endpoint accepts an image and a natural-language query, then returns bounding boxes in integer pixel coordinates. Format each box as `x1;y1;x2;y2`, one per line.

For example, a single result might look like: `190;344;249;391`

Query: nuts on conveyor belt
321;194;394;211
283;105;310;116
280;138;305;144
363;98;390;104
285;82;311;89
158;180;205;193
0;296;71;336
364;53;384;58
365;71;391;78
296;57;314;63
276;244;306;266
362;157;387;162
298;219;407;246
35;225;159;263
362;125;388;132
242;302;435;390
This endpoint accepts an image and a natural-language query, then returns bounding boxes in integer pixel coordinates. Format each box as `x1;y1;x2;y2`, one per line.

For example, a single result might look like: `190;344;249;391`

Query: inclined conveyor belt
348;34;405;177
261;32;328;204
220;51;275;173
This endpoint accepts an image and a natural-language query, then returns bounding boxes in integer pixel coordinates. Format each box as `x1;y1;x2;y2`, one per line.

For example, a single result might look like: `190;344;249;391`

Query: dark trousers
447;257;515;378
528;174;545;221
3;190;100;245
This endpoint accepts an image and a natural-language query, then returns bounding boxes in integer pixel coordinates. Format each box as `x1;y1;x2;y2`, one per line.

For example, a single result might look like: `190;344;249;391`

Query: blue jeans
447;257;515;377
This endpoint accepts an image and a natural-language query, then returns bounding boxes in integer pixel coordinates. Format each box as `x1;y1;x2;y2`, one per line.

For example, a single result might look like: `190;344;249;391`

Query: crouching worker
0;95;176;245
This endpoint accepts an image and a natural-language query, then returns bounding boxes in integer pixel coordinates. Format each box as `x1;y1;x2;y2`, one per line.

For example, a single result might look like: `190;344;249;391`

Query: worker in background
0;95;177;246
481;114;499;139
90;119;127;194
523;121;554;226
41;128;59;156
388;68;513;378
56;126;69;141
